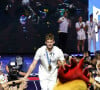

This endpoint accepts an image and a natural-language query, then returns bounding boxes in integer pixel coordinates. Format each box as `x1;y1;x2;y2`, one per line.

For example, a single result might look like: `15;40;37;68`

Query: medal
48;65;52;71
45;49;54;71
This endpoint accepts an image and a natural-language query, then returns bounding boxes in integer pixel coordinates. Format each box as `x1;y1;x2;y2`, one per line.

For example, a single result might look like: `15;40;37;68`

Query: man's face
64;12;68;17
90;16;93;21
45;39;55;50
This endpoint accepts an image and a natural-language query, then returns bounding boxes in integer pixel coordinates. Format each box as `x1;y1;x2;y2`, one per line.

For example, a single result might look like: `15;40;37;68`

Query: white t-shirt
0;74;8;84
58;16;69;33
75;22;85;32
86;21;97;38
34;45;64;80
75;22;86;40
95;76;100;83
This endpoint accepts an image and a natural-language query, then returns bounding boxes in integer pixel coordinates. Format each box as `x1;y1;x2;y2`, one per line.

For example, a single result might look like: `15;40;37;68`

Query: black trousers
58;32;68;53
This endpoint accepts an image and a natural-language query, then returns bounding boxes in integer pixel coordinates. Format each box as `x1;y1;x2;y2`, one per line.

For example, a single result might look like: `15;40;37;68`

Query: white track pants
88;36;96;52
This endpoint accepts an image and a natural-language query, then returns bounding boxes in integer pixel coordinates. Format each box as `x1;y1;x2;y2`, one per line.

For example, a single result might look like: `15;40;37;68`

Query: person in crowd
86;14;97;53
57;10;71;53
94;62;100;89
6;56;27;81
75;16;86;53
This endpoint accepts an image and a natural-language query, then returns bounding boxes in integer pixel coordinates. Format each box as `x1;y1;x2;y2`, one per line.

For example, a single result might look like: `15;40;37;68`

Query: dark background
0;0;88;54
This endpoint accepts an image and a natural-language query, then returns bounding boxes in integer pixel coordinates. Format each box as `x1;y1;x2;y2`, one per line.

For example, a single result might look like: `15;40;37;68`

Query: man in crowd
57;10;71;53
86;14;97;53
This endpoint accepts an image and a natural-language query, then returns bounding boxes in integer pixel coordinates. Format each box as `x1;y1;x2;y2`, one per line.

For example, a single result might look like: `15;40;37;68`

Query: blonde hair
45;33;54;41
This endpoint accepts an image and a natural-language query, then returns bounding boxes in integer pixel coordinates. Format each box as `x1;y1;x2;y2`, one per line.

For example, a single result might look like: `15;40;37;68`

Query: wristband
93;81;96;85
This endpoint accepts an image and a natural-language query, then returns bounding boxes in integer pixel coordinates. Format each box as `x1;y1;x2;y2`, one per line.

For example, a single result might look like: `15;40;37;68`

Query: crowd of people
58;10;100;54
0;34;99;90
0;9;100;90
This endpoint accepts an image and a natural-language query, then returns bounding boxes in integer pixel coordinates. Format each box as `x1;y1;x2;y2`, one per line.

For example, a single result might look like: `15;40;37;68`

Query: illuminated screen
89;0;100;52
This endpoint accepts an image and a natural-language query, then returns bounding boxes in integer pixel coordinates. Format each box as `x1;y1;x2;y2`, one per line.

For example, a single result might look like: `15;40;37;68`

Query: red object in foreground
28;77;39;81
58;58;90;83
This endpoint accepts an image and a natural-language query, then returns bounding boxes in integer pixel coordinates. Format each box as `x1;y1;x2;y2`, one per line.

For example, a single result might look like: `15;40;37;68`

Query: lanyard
46;50;51;65
90;22;93;30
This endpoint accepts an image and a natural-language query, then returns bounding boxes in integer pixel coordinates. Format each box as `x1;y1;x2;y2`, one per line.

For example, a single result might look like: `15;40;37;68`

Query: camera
8;56;23;81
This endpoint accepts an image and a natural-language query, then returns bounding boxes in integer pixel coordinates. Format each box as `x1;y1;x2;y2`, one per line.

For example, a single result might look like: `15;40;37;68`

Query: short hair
45;33;54;41
90;14;93;18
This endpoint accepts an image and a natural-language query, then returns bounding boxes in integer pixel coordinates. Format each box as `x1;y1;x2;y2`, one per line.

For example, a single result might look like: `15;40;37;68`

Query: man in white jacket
23;33;65;90
86;14;97;53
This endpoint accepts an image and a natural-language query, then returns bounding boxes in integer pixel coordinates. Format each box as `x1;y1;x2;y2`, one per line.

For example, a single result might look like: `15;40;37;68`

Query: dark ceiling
0;0;88;54
0;0;88;8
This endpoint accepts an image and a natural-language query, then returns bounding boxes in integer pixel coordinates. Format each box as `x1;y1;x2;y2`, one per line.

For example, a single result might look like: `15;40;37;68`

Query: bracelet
93;81;96;85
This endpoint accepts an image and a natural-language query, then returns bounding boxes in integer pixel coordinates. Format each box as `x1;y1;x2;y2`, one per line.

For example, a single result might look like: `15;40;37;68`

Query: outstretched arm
19;71;26;76
24;60;38;78
5;65;9;73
